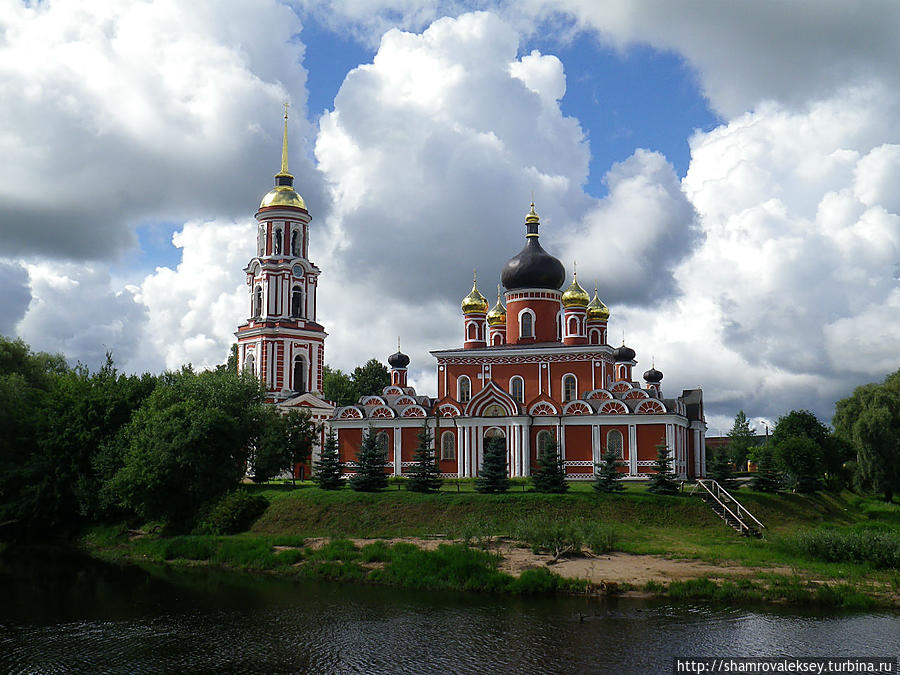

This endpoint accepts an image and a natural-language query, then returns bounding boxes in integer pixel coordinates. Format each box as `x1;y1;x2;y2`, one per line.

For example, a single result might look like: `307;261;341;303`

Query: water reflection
1;549;897;673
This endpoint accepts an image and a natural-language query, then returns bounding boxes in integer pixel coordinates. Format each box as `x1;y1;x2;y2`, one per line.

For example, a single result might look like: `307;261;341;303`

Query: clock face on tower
292;264;303;277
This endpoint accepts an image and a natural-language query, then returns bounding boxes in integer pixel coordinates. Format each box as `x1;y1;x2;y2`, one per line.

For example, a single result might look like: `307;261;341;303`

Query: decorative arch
394;396;417;406
467;322;478;340
491;333;503;346
624;389;649;400
464;381;518;417
586;389;613;401
360;395;386;406
400;405;426;418
518;308;535;338
369;406;395;419
437;403;461;417
563;400;592;416
636;399;665;414
337;406;363;419
598;400;628;415
484;426;506;439
383;386;404;396
529;402;559;416
610;381;633;394
589;327;601;345
567;315;578;335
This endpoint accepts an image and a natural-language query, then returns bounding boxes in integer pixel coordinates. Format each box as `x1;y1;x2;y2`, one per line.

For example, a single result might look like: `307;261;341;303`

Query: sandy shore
299;537;793;587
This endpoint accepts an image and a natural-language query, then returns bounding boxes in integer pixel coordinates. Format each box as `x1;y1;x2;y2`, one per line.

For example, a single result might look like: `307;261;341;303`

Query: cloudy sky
2;0;898;434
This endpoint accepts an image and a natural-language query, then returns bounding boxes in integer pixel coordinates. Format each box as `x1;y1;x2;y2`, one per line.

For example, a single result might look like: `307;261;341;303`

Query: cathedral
238;113;707;480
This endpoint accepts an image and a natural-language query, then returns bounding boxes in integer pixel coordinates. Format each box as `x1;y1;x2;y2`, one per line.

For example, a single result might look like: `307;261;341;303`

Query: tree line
710;368;900;501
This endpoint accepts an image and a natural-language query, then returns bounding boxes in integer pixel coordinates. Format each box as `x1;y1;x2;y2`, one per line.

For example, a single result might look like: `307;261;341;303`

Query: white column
693;428;701;477
457;428;464;477
591;425;600;465
393;426;402;476
462;427;469;477
522;425;531;476
700;428;707;477
476;428;483;474
628;424;638;476
559;423;566;461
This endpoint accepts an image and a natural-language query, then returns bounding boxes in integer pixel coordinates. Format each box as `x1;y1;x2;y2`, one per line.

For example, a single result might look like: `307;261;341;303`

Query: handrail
707;480;766;531
691;479;765;534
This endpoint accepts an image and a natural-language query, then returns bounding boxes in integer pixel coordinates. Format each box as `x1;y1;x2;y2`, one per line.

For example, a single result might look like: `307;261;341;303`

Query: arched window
293;355;306;393
244;353;256;376
536;429;553;454
510;376;524;404
483;404;505;417
291;230;299;256
467;323;477;340
492;333;502;346
441;431;456;460
607;429;624;458
376;431;390;452
589;328;600;345
291;286;303;318
273;228;282;255
458;376;471;403
520;311;534;338
562;374;577;402
253;286;262;318
568;316;578;335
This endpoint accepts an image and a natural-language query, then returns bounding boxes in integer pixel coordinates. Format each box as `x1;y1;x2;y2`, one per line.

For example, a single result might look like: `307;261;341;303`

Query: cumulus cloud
135;219;255;372
17;262;149;369
0;0;324;260
559;149;699;305
523;0;900;117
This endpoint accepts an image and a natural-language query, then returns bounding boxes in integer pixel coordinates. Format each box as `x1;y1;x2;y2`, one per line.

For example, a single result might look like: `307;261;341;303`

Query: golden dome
259;105;307;211
587;284;610;321
260;184;307;210
461;272;488;314
561;268;589;308
486;285;507;326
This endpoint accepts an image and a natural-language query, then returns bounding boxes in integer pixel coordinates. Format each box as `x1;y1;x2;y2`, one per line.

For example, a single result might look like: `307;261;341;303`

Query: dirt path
300;537;792;586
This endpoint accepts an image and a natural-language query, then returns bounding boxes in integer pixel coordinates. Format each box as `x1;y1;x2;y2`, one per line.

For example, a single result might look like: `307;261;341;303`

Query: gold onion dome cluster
587;286;610;321
461;274;489;314
486;285;507;325
562;272;590;308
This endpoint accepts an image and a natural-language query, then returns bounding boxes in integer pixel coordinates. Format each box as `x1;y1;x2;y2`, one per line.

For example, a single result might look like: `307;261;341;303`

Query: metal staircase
691;479;765;537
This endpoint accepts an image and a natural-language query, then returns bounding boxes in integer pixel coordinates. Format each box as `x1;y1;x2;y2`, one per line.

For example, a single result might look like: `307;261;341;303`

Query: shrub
157;535;218;561
584;524;619;555
791;528;900;569
514;517;584;558
513;567;560;593
197;490;269;535
360;540;392;562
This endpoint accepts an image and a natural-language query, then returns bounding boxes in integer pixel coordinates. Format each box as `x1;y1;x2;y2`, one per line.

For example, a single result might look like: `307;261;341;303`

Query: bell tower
235;106;327;402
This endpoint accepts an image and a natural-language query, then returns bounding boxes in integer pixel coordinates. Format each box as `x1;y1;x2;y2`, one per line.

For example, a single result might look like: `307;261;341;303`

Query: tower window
291;230;299;256
291;286;304;318
563;374;577;402
520;311;534;338
253;286;262;318
568;316;578;335
589;328;600;345
458;376;471;403
293;355;306;393
607;429;624;458
467;323;477;340
441;431;455;460
244;353;256;376
510;376;524;404
274;228;282;255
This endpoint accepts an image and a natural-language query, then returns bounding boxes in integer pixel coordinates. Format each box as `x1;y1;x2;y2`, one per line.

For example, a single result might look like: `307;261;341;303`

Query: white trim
457;375;472;402
561;372;578;402
518;307;536;338
509;375;524;403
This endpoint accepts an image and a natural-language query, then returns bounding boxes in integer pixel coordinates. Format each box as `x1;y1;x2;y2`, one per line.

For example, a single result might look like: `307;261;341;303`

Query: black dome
614;344;636;362
501;238;566;291
388;350;409;369
643;367;663;383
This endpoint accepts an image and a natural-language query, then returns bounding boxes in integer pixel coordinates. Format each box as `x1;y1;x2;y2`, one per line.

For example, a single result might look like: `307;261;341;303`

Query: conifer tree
708;448;739;491
750;445;781;493
647;442;679;495
593;446;625;493
349;428;388;492
726;410;756;470
475;436;509;493
407;424;442;493
531;438;568;493
313;427;344;490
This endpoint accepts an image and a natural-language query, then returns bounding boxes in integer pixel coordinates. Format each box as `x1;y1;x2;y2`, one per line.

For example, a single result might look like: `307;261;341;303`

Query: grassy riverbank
82;484;900;608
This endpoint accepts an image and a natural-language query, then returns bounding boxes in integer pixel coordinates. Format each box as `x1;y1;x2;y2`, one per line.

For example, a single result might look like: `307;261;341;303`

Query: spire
278;102;292;178
525;201;540;237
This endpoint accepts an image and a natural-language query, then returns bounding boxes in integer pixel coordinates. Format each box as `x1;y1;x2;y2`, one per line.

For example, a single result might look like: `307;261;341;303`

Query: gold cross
283;101;290;120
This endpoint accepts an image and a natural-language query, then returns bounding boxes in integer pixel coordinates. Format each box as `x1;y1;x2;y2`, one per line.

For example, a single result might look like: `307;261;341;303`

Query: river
1;549;897;673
